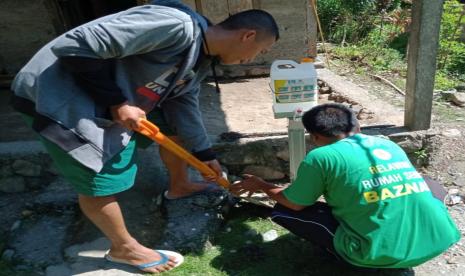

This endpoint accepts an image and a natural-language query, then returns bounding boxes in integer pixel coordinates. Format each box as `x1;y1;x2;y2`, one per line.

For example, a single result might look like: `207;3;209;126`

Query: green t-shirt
283;134;460;268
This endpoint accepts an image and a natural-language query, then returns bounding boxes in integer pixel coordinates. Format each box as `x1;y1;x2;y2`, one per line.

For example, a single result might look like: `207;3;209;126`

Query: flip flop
104;249;184;272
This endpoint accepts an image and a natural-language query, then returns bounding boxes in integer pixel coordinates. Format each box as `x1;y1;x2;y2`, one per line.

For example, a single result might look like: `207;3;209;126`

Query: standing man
11;0;279;273
232;103;460;271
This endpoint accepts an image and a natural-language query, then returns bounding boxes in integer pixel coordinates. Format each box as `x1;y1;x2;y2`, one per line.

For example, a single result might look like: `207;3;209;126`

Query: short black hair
302;103;358;137
218;9;279;41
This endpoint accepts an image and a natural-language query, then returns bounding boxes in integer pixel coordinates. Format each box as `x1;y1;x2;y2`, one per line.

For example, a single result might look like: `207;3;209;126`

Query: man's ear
241;30;257;42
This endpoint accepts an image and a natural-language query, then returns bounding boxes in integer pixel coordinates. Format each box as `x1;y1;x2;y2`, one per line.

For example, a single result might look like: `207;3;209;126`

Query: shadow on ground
209;203;413;276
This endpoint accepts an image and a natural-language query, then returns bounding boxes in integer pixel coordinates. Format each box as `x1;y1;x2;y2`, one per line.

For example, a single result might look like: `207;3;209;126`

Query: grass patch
161;204;388;276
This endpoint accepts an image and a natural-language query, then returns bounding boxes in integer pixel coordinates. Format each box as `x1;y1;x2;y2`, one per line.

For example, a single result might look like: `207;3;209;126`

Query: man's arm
230;174;306;211
231;157;326;210
51;5;192;59
161;86;223;178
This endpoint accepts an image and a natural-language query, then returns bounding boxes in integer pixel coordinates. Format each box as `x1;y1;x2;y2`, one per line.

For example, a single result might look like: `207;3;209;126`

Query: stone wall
0;0;58;74
0;129;435;195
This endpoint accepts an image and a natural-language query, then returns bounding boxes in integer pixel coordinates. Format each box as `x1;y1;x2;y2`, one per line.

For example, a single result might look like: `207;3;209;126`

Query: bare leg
159;136;211;198
78;194;177;273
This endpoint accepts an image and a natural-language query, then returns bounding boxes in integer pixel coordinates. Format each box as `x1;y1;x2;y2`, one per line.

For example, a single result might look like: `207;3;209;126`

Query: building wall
0;0;317;74
0;0;58;74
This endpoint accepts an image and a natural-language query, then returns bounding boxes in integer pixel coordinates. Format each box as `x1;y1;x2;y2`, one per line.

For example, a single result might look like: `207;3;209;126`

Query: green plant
435;71;460;90
324;0;464;99
414;149;428;160
317;0;379;44
438;0;465;75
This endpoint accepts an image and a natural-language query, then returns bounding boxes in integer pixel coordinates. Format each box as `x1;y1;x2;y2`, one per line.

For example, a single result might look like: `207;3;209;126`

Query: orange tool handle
136;119;230;189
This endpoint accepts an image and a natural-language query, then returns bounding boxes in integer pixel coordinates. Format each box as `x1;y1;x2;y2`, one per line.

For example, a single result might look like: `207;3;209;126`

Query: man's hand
230;174;269;197
202;159;223;182
231;175;305;211
110;102;146;130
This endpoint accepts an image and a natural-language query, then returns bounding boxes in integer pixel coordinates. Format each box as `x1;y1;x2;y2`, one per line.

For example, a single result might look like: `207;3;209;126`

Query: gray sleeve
51;6;193;59
161;86;212;154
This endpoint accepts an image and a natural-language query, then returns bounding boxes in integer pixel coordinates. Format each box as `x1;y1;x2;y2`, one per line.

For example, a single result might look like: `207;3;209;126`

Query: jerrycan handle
271;60;299;72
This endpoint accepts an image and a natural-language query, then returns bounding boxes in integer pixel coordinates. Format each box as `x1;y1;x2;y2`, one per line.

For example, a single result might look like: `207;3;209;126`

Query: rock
217;142;279;166
450;92;465;107
446;195;463;206
21;210;33;217
452;179;465;187
242;165;285;180
314;61;325;69
45;264;72;276
12;160;42;177
224;67;246;78
45;165;60;176
276;149;289;161
163;189;231;218
433;90;443;100
328;92;346;103
441;129;462;138
0;165;13;178
318;94;330;101
397;140;423;153
64;237;110;260
34;178;77;207
350;104;364;115
1;249;14;261
441;90;457;101
160;189;233;251
10;220;21;232
25;178;43;190
64;238;136;276
0;176;26;193
14;265;31;271
162;210;223;252
247;67;270;76
455;83;465;92
262;230;278;242
10;214;74;266
388;133;423;154
319;86;331;94
356;108;374;120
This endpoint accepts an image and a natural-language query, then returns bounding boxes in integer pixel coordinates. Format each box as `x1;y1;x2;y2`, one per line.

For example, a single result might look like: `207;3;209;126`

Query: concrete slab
199;78;288;137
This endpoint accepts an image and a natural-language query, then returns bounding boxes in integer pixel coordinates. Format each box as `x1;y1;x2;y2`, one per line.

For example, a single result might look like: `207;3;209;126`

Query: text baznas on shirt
360;148;429;204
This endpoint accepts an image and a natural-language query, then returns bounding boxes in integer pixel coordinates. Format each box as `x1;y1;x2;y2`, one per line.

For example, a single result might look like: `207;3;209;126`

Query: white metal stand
288;118;306;181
